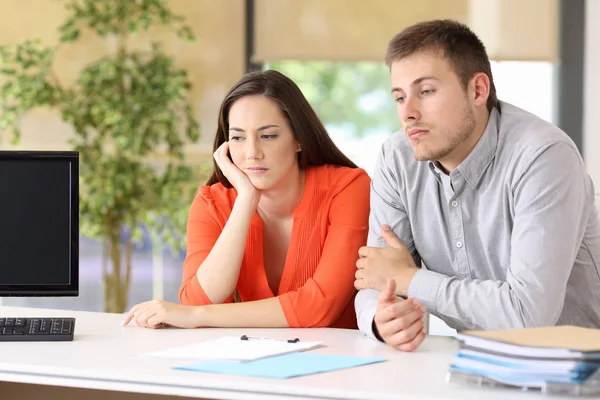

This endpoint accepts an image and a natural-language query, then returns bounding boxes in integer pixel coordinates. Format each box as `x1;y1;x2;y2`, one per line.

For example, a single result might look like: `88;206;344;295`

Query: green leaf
10;128;21;146
176;26;195;41
60;29;81;43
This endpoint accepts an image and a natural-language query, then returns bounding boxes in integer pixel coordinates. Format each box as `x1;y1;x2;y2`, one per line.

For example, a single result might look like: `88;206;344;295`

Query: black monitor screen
0;151;78;296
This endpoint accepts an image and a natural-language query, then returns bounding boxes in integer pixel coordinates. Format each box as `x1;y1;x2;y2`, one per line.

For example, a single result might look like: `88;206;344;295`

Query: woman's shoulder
308;165;370;201
309;164;370;189
304;165;370;218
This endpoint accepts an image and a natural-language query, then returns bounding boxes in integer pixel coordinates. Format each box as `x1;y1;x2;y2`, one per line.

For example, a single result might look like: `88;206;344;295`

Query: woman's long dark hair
206;70;357;187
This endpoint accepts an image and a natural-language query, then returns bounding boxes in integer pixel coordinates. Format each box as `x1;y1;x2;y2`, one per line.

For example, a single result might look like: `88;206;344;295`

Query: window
267;60;556;175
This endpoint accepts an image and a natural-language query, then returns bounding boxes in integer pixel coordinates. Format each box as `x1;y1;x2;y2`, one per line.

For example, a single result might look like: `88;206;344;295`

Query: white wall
584;0;600;193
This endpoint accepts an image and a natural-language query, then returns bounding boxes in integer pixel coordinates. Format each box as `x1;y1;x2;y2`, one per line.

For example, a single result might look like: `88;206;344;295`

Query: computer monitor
0;150;79;297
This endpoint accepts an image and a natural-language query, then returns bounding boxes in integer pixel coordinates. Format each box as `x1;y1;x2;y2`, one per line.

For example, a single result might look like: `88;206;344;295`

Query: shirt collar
428;161;443;184
426;106;500;187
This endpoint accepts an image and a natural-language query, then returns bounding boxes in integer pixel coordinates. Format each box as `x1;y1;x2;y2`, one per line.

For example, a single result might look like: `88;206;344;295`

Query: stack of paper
450;326;600;388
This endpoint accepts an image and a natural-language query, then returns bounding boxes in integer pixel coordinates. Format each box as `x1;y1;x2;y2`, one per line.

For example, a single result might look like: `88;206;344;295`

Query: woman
122;70;370;329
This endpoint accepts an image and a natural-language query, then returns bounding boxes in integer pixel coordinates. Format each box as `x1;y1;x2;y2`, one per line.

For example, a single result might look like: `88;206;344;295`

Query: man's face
390;52;476;164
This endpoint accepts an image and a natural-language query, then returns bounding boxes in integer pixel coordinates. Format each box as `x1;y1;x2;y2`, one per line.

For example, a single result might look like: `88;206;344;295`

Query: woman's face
227;95;301;191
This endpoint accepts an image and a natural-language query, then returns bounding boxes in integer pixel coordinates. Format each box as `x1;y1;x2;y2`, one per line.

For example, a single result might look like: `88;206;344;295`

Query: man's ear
471;72;490;108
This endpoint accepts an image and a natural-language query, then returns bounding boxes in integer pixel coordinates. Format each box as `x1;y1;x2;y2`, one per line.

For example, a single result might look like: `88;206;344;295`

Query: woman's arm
179;189;257;305
194;194;257;304
181;141;261;305
200;297;288;327
122;297;288;328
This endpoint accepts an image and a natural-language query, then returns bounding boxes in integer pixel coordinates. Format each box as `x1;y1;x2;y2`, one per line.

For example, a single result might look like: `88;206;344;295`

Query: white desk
0;306;570;400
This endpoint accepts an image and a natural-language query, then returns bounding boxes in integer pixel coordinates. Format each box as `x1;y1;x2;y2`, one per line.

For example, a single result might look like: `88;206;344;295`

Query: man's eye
421;89;434;96
394;97;405;104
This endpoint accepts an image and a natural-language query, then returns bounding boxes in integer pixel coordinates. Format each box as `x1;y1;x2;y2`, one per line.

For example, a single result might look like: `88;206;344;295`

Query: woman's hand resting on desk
121;301;200;329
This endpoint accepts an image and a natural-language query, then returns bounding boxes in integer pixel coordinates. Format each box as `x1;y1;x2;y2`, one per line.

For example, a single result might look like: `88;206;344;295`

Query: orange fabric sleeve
278;172;371;327
179;188;233;305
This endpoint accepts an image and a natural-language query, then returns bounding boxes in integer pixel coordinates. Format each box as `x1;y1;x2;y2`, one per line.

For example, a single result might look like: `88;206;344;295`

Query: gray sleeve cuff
355;289;381;340
407;269;445;312
371;318;385;342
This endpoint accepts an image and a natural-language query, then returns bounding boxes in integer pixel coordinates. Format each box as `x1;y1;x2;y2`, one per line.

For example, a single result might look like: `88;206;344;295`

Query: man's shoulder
495;101;584;181
498;102;578;153
373;131;432;194
379;130;422;169
381;130;412;155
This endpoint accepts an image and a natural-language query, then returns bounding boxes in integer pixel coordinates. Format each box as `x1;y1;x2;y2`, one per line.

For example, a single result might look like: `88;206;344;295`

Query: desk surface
0;306;569;400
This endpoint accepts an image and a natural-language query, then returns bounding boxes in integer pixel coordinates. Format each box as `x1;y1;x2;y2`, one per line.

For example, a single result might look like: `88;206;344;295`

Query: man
354;19;600;352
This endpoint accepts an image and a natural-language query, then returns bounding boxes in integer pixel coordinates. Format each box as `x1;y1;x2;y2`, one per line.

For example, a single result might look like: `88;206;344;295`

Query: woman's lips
246;167;268;174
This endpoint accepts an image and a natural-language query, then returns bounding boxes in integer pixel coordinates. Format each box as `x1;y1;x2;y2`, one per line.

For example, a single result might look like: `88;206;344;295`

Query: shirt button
451;200;458;207
456;241;463;248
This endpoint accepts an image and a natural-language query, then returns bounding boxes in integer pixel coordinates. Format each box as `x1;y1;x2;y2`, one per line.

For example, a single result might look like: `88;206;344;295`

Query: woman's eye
421;89;434;96
261;134;278;139
394;96;405;104
229;136;244;141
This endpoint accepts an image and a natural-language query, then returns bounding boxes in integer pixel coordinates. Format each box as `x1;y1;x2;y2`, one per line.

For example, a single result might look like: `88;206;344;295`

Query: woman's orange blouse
179;165;371;329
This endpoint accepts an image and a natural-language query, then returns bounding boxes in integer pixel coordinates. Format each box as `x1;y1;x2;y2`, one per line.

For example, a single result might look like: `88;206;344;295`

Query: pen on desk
240;335;300;343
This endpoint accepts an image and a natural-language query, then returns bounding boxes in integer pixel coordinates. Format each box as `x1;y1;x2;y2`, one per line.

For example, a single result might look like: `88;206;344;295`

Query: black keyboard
0;317;75;342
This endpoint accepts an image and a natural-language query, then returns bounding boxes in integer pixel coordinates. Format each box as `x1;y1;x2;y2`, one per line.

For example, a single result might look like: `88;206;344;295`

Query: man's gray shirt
355;101;600;337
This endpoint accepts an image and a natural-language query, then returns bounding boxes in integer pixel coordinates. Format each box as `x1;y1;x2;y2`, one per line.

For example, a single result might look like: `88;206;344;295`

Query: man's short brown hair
386;19;498;111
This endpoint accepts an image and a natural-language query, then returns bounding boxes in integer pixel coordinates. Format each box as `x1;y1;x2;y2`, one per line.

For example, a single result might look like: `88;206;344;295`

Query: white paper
457;335;586;359
140;336;323;362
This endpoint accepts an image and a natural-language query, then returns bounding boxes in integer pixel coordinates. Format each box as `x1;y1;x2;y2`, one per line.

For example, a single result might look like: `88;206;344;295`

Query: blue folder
174;352;387;379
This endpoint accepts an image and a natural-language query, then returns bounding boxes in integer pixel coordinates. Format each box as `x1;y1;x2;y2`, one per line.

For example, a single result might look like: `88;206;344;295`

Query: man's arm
408;142;591;330
355;147;420;338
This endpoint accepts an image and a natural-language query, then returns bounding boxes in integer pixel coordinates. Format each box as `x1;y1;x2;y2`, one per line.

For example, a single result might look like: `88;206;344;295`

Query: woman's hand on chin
214;141;261;203
121;300;203;329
